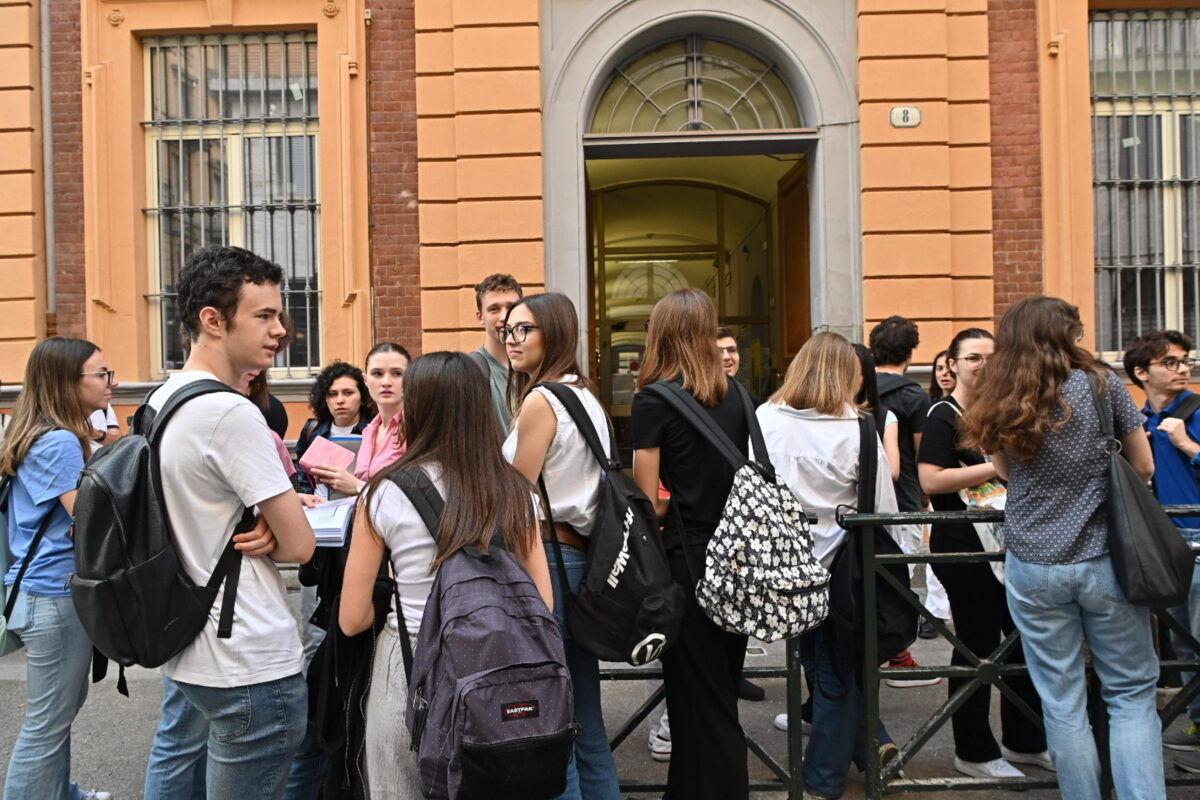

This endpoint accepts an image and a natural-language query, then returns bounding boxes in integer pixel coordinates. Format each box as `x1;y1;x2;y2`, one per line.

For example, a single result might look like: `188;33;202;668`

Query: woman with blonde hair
3;337;118;800
757;332;901;800
631;288;750;800
961;296;1162;800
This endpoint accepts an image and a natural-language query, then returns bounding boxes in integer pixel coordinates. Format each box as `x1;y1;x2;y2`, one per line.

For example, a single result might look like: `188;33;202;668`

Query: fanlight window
590;35;801;133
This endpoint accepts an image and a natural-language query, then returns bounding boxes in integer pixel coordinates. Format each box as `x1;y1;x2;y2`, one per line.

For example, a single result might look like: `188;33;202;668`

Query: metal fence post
862;526;883;800
786;636;805;798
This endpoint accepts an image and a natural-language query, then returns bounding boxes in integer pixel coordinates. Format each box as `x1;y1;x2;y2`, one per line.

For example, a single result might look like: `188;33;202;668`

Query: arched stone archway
540;0;861;347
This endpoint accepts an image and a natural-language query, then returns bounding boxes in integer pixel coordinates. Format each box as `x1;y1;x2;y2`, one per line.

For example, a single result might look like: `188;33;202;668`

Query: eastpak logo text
501;700;540;721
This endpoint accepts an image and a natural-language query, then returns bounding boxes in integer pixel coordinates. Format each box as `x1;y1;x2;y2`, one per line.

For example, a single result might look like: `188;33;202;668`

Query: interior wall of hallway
414;0;545;354
859;0;995;365
0;1;47;378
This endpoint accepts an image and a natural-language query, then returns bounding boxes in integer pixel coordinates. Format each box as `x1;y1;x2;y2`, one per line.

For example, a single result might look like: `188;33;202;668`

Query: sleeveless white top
502;377;610;537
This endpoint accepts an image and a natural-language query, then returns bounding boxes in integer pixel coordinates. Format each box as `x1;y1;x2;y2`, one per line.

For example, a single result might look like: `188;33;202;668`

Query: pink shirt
355;409;406;480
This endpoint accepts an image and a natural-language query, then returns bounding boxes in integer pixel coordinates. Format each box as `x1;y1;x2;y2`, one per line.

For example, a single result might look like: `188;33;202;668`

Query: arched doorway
583;35;814;463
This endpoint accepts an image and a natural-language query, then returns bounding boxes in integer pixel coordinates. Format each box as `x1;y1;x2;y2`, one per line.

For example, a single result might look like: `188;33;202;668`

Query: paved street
1;575;1195;799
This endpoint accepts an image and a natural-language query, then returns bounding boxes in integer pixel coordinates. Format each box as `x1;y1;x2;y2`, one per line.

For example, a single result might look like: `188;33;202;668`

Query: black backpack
71;379;256;672
388;467;578;800
828;415;918;676
535;382;685;666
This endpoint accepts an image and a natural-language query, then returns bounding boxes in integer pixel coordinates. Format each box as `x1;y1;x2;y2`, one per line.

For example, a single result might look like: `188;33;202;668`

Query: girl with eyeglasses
3;337;118;800
501;293;622;800
961;297;1163;800
918;328;1049;780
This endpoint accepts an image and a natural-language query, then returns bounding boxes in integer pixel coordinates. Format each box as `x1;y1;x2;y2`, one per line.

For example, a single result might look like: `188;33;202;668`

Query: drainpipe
40;0;56;318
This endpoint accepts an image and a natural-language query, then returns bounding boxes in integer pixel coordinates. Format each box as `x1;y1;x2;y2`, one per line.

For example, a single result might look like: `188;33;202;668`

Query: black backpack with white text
535;381;685;666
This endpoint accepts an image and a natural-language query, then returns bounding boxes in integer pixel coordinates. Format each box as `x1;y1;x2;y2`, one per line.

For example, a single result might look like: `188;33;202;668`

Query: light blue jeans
1166;527;1200;726
174;674;308;800
1005;552;1164;800
3;591;94;800
144;676;208;800
799;625;893;800
549;543;622;800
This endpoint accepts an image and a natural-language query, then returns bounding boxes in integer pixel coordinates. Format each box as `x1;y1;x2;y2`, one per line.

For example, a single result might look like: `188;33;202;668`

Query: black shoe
918;619;938;639
738;677;766;701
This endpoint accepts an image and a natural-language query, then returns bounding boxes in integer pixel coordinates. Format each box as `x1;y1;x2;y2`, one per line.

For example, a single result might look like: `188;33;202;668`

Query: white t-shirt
501;378;609;536
368;466;442;632
756;402;901;567
330;423;356;437
89;406;119;431
148;370;302;687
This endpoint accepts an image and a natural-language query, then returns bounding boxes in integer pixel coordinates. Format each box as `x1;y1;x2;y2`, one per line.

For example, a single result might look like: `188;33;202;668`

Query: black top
918;396;986;552
876;372;931;513
262;394;289;439
632;384;749;545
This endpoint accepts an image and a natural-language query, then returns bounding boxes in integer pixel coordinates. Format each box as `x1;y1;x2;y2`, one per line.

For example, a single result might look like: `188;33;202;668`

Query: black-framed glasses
501;324;540;344
80;369;117;386
1150;356;1196;372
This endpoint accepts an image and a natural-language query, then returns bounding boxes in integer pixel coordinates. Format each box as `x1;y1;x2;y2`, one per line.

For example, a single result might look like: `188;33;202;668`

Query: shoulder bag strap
534;382;620;470
4;502;57;620
1088;374;1116;442
1168;393;1200;423
858;415;879;515
642;381;747;471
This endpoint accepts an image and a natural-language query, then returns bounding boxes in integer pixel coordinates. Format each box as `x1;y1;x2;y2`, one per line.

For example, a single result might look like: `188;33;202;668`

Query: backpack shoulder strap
385;466;445;538
534;382;620;470
1168;393;1200;422
642;381;746;471
146;379;241;445
728;379;774;476
467;350;491;379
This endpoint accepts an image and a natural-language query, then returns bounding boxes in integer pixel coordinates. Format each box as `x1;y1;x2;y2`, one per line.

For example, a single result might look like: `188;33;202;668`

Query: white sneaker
648;728;671;762
954;756;1024;779
772;713;812;734
81;792;113;800
1001;745;1056;772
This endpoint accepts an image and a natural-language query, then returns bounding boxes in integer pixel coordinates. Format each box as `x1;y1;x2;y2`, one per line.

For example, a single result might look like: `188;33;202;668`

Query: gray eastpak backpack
387;468;579;800
644;380;830;641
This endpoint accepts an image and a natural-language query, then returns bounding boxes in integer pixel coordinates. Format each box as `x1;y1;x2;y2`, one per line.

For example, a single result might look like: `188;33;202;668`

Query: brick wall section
49;0;83;338
987;0;1043;318
367;1;423;353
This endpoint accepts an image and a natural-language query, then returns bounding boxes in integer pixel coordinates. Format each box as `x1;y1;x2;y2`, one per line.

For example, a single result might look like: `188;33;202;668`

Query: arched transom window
590;35;801;133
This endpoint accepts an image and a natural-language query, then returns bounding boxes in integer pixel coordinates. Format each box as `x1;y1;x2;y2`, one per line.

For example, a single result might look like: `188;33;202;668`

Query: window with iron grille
1090;10;1200;354
144;32;321;375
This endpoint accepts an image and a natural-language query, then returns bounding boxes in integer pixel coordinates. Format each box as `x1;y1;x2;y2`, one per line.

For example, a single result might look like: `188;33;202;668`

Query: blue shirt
4;430;85;596
1143;390;1200;530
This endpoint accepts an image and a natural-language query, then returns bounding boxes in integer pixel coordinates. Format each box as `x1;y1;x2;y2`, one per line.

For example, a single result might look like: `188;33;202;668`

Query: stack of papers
304;496;357;547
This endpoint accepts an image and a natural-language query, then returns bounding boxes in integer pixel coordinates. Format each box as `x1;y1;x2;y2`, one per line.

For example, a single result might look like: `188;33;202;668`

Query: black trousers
931;526;1047;763
661;545;749;800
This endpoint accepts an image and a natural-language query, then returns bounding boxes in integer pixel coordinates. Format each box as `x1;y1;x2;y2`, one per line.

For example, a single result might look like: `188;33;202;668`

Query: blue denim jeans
1167;527;1200;726
174;674;308;800
3;592;94;800
1005;552;1164;800
799;625;892;800
548;542;621;800
144;676;208;800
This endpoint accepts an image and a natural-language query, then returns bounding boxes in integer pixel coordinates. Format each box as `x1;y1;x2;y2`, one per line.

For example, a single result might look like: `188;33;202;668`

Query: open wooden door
777;159;810;361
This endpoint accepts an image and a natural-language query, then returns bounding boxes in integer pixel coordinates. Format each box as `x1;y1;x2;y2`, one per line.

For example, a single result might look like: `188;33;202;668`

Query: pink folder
299;436;357;473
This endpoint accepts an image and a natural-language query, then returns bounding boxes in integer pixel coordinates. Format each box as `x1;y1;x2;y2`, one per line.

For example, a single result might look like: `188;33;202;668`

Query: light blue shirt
4;430;85;596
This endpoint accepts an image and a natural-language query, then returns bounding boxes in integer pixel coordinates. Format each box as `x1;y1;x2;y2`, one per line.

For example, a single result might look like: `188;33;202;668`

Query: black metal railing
602;506;1200;797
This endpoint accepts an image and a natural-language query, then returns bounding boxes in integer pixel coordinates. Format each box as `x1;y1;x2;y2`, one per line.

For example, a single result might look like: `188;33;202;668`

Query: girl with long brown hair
3;337;118;800
631;288;750;800
960;296;1163;800
502;292;621;800
338;351;551;800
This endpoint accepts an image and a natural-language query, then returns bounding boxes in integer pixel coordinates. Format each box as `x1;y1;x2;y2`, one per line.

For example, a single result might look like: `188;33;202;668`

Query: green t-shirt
474;345;512;433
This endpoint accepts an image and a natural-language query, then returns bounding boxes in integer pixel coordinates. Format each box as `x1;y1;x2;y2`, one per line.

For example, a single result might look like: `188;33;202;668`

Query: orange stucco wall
0;1;46;379
858;0;994;363
414;0;545;353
